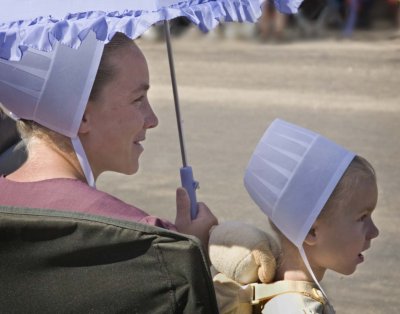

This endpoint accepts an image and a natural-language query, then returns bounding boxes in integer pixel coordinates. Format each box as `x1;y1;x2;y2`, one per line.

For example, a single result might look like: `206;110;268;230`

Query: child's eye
357;214;368;222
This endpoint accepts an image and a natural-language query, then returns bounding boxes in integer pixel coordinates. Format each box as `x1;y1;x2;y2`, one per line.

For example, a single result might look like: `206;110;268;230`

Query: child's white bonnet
244;118;355;292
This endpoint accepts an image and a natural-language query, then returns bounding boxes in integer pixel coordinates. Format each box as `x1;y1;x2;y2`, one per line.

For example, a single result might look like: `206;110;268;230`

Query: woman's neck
6;138;86;183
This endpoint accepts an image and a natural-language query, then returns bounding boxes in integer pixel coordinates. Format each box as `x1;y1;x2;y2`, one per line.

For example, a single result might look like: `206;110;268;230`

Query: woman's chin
128;162;140;175
115;161;139;175
124;165;139;175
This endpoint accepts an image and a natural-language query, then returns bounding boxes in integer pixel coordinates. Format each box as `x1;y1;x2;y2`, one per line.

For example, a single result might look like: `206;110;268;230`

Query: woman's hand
175;187;218;250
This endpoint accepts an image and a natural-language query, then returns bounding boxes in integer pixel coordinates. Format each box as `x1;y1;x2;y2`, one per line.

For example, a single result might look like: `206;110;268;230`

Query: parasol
0;0;303;218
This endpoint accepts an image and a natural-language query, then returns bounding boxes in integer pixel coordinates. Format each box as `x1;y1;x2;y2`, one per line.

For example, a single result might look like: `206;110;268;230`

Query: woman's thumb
175;187;190;224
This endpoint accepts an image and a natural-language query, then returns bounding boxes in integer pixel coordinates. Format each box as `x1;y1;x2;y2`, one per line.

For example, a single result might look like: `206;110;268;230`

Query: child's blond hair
318;155;376;221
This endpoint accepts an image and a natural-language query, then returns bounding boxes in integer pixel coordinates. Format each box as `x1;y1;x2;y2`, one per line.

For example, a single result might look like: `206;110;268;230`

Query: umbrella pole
163;20;187;167
163;20;198;219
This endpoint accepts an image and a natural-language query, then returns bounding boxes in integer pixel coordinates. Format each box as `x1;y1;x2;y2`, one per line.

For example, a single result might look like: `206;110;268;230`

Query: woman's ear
78;113;90;134
78;103;93;135
304;224;318;246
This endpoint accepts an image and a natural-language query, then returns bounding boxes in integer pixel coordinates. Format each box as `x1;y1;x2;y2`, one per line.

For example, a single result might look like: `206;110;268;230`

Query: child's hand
175;187;218;250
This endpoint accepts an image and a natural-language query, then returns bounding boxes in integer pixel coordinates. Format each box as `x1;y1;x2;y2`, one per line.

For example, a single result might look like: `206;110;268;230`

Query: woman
0;32;217;247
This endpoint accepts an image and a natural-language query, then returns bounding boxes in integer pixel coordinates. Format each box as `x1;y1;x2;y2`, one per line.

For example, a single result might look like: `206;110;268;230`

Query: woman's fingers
175;188;218;250
175;187;191;225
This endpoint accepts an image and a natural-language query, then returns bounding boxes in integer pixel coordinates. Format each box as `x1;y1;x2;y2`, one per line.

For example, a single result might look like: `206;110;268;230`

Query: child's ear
304;224;318;246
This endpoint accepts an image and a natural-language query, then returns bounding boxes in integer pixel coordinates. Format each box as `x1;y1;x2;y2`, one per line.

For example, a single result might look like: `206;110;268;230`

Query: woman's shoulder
52;178;177;230
0;176;176;230
52;178;176;229
0;176;140;213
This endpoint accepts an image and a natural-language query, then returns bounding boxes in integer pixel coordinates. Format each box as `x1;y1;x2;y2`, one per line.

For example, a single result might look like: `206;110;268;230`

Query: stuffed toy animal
208;221;280;314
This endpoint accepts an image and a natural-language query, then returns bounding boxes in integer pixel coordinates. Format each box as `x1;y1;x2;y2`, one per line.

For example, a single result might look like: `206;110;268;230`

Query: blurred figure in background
343;0;376;37
387;0;400;29
295;0;339;38
342;0;359;36
258;1;288;41
141;17;191;41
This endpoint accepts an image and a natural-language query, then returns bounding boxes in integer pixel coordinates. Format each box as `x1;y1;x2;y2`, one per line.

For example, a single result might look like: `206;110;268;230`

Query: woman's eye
132;96;144;106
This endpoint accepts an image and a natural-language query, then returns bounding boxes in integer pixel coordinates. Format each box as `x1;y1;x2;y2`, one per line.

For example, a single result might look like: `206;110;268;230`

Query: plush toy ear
253;248;276;283
209;221;280;285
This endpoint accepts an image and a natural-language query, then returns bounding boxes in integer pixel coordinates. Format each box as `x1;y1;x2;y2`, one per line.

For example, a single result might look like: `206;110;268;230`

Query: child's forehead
334;178;378;217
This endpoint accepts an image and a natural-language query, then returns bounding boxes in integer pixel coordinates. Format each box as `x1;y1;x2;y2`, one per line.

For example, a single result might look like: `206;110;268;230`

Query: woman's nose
144;101;158;129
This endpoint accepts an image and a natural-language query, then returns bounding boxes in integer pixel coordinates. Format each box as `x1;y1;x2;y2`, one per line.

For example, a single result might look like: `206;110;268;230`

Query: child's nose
367;220;379;240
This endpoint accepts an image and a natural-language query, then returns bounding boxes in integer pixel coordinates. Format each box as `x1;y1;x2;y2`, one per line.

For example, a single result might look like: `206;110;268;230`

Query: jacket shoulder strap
251;281;326;313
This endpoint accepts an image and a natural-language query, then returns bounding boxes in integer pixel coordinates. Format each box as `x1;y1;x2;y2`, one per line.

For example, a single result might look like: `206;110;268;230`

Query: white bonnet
0;32;104;187
0;31;104;138
244;118;355;294
244;118;355;247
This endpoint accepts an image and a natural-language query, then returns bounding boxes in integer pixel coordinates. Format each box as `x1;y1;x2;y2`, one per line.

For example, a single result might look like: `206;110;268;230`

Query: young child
244;119;379;313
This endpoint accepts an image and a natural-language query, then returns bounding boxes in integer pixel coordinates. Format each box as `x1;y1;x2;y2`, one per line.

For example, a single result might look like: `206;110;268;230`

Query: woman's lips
134;137;145;146
133;140;144;153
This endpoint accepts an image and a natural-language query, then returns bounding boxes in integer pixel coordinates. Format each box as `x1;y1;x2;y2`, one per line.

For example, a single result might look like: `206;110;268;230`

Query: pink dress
0;176;176;230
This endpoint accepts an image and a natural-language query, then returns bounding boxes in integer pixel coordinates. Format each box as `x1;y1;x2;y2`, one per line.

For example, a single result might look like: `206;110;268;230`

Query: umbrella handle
180;166;199;219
